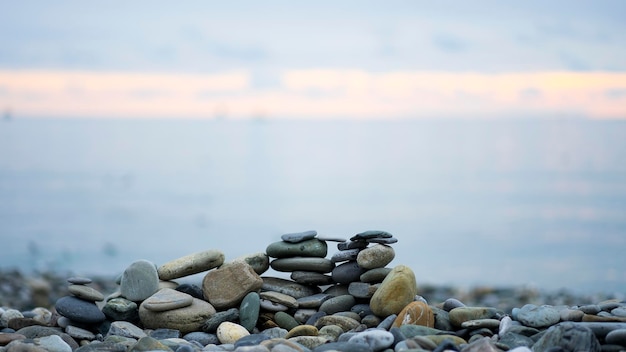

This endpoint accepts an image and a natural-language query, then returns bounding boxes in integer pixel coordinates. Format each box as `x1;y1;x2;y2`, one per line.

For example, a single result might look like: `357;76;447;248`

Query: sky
1;1;625;119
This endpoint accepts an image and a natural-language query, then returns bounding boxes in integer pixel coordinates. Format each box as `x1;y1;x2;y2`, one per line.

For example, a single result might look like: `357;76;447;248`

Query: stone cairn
1;230;626;352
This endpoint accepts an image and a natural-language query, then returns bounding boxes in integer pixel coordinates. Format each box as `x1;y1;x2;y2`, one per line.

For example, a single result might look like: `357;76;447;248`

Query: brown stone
369;265;417;317
582;314;626;323
392;301;434;328
0;333;26;347
203;262;263;309
139;297;216;334
7;318;45;331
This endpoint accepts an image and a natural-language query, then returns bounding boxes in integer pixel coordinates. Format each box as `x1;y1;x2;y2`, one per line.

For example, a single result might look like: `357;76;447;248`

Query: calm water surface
0;118;625;293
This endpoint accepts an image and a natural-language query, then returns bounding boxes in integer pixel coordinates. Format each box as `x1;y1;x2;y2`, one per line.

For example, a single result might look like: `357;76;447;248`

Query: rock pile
1;230;626;352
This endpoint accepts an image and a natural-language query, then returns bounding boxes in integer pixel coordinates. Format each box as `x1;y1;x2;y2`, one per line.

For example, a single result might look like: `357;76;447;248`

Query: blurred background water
1;117;625;294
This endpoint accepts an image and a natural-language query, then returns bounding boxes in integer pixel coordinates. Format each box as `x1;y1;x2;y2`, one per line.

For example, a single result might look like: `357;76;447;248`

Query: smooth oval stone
356;244;395;269
313;315;360;332
449;307;498;328
259;291;298;309
142;288;193;312
120;260;160;302
285;325;318;339
65;325;95;341
398;323;443;338
612;307;626;317
107;321;147;339
202;308;240;333
290;271;334;286
34;335;72;352
331;261;364;284
350;230;393;241
270;257;334;273
102;297;139;322
203;262;263;309
157;249;224;281
183;331;219;346
280;230;317;243
261;277;321;299
323;284;350;297
139;297;216;334
532;322;600;352
352;304;374;318
359;268;392;283
516;304;561;328
362;315;381;328
461;318;501;329
319;295;356;315
369;265;417;317
240;292;261;332
230;253;270;275
297;294;332;309
442;298;466;312
348;329;394;351
330;249;360;263
67;277;92;285
290;336;330;349
605;328;626;345
149;328;180;339
266;239;327;259
55;296;106;324
348;282;378;299
68;285;104;302
392;301;434;328
273;312;300;331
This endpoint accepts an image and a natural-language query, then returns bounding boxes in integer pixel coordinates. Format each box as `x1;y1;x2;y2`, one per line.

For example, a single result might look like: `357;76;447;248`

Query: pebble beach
1;231;625;352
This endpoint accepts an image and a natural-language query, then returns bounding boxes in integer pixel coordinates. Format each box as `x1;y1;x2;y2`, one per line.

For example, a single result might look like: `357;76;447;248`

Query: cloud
1;69;625;119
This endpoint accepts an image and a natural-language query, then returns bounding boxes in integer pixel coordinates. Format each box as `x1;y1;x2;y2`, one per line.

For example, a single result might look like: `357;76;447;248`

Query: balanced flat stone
157;249;225;281
55;296;106;324
360;267;392;283
259;291;298;309
350;230;393;241
266;239;328;258
67;284;104;302
331;261;364;284
270;257;334;273
261;277;321;299
120;259;160;302
290;271;334;285
280;230;317;243
142;288;194;312
203;261;264;309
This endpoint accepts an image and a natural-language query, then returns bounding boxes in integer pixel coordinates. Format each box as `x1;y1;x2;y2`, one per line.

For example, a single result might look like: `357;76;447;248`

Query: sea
0;117;625;294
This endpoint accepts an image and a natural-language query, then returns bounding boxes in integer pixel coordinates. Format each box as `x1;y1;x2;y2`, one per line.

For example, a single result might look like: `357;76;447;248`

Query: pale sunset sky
1;1;625;119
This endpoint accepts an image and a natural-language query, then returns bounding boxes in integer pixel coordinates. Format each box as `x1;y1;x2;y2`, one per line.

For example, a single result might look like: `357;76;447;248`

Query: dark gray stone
290;271;334;285
516;304;560;328
366;237;398;244
330;249;360;263
280;230;317;243
359;268;392;283
319;295;356;315
183;331;219;346
296;293;332;309
351;304;374;318
350;230;393;241
239;292;260;332
67;277;92;285
305;311;327;326
532;322;600;352
498;332;534;348
149;328;180;339
331;261;364;284
202;308;239;333
337;240;368;251
348;282;377;299
55;296;106;324
175;284;204;300
442;298;466;312
270;257;334;273
266;239;327;258
274;312;299;331
605;328;626;345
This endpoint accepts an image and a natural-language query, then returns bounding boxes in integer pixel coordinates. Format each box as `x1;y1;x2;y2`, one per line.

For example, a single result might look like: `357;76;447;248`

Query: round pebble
55;296;106;324
216;322;250;344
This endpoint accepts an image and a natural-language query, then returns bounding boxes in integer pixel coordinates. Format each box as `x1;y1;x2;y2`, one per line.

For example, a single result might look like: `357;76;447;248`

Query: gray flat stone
142;288;193;312
55;296;106;324
280;230;317;243
270;257;334;273
261;277;321;299
120;260;160;302
68;285;104;302
266;239;327;258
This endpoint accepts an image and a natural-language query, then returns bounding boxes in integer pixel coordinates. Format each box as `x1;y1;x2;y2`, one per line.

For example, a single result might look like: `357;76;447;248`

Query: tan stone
392;301;434;328
369;265;417;317
203;262;263;309
139;297;216;334
356;244;395;269
158;249;225;280
216;322;250;344
285;325;319;339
